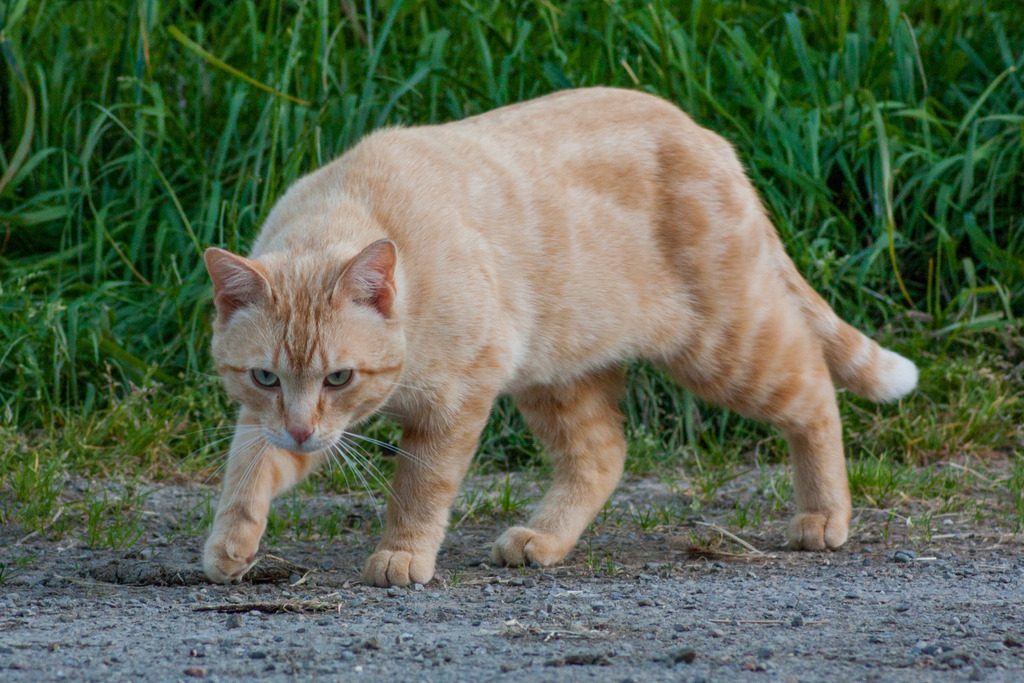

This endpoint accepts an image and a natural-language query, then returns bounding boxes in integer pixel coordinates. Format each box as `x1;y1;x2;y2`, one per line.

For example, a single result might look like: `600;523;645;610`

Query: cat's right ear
204;247;272;321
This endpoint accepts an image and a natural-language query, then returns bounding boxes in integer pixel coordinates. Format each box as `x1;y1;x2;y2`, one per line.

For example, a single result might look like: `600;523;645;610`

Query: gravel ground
2;474;1023;682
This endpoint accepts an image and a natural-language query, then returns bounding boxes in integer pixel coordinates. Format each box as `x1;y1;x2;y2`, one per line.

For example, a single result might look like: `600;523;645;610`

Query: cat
201;87;917;586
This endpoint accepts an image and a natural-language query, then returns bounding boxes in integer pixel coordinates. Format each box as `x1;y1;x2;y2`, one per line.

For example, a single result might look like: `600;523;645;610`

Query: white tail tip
875;350;918;402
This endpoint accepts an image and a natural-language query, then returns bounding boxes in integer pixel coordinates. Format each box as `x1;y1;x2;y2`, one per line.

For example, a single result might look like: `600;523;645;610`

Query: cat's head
204;239;404;454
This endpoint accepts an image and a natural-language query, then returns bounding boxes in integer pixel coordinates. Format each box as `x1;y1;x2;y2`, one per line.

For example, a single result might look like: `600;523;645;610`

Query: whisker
180;433;236;459
319;449;375;527
174;425;244;438
342;432;439;475
334;439;396;500
176;424;261;460
322;448;383;525
242;441;271;505
223;436;270;507
329;443;386;523
197;432;268;488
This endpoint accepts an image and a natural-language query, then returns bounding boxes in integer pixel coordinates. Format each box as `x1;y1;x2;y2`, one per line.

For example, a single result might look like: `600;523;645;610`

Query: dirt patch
2;473;1023;681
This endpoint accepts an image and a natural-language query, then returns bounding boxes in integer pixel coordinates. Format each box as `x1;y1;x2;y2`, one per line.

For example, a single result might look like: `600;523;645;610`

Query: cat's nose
288;425;313;446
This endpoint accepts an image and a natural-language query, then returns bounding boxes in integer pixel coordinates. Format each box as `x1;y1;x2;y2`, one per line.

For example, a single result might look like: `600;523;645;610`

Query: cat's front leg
204;410;320;583
362;394;494;587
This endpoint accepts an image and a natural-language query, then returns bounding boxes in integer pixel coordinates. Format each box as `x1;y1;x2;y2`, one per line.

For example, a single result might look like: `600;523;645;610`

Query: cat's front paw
788;511;849;550
203;523;262;584
491;526;573;567
362;548;436;587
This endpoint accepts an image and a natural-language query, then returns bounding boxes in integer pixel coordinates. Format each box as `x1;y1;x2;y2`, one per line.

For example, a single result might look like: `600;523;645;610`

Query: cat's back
453;87;692;139
347;87;719;184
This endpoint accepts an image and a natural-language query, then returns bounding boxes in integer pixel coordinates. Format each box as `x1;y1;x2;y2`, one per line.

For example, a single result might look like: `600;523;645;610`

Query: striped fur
202;88;916;586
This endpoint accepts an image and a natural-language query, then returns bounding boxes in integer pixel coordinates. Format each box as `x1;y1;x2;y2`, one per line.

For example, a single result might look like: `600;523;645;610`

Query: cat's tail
777;255;918;403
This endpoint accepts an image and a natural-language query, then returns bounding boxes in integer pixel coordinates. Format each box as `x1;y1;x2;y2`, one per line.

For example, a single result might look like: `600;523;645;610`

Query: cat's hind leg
665;311;851;550
492;366;627;566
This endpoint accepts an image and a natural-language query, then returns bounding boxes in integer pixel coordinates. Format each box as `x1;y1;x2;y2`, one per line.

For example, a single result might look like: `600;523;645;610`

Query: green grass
1;0;1023;550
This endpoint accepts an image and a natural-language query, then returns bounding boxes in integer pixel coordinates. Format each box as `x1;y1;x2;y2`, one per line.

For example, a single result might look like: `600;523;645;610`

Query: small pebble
387;586;402;597
757;647;773;660
938;650;971;669
184;667;206;678
412;583;424;591
893;550;918;563
668;647;696;664
225;614;243;629
790;615;804;627
741;658;767;672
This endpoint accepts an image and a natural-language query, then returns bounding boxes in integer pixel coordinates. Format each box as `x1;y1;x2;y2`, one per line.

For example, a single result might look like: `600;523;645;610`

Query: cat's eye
324;369;353;387
251;369;280;387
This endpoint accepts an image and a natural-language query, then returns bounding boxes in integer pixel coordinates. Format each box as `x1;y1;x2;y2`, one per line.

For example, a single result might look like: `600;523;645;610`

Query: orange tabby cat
202;87;917;586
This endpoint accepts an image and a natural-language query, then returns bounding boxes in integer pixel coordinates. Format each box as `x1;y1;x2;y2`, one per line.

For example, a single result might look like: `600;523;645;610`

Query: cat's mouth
262;428;338;455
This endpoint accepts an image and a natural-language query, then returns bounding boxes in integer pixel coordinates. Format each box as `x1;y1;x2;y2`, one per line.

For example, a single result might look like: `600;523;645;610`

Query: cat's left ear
336;239;398;318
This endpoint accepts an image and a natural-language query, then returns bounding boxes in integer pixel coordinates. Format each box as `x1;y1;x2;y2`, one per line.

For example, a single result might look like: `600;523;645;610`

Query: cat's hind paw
362;548;436;587
491;526;573;567
788;511;849;550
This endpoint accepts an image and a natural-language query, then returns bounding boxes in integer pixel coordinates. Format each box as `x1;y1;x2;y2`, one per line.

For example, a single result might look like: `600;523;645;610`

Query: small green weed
265;492;357;544
727;501;764;531
78;487;149;550
0;549;40;585
1010;459;1024;532
627;502;682;531
495;475;531;517
848;453;911;508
